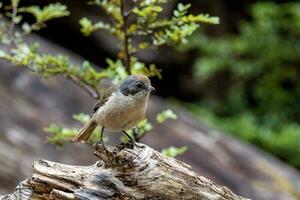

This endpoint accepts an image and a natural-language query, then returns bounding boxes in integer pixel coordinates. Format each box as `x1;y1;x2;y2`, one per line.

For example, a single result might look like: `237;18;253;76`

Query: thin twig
120;0;131;73
9;0;19;47
5;1;100;100
25;65;100;99
65;74;100;99
132;128;140;142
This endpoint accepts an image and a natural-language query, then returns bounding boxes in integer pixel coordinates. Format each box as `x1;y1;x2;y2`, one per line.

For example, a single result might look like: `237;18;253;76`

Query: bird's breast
95;94;147;131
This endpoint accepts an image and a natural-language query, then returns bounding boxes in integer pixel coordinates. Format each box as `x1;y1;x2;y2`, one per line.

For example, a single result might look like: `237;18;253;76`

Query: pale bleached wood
2;143;249;200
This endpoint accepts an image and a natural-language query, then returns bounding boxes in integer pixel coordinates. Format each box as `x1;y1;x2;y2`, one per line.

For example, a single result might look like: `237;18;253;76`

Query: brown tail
73;119;98;142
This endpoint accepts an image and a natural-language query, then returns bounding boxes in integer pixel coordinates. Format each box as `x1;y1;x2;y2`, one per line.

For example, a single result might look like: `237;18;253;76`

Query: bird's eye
137;83;143;88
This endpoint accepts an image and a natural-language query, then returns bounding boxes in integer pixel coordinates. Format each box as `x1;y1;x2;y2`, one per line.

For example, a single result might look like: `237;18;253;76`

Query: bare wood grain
2;143;248;200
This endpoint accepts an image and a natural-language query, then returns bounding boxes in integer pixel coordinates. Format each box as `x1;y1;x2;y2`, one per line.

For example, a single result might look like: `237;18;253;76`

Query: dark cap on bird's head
120;74;155;96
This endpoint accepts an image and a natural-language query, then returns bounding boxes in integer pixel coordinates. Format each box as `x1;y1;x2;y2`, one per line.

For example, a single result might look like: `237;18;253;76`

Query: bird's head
119;74;155;99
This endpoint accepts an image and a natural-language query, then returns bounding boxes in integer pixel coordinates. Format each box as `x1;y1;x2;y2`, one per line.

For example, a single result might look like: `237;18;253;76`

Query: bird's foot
131;141;144;149
97;140;109;153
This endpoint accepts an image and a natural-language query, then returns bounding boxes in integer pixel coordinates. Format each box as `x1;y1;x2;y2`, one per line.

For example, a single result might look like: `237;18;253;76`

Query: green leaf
0;50;7;58
20;3;69;23
79;18;94;36
177;3;185;12
161;146;188;157
133;6;163;17
138;42;150;49
79;18;114;36
137;119;153;132
156;109;177;124
105;58;128;83
21;22;31;34
44;124;78;146
73;113;90;124
182;14;220;24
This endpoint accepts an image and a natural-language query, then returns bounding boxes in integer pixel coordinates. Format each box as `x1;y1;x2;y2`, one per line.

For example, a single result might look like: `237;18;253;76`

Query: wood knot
37;160;51;167
96;161;103;167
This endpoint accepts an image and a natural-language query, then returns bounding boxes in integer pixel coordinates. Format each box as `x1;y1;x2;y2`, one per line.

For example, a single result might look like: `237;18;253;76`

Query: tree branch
3;143;249;200
9;0;19;47
120;0;131;73
20;66;100;100
65;74;100;99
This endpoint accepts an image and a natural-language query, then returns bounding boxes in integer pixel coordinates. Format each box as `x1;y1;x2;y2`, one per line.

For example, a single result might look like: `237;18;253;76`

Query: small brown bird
73;74;155;144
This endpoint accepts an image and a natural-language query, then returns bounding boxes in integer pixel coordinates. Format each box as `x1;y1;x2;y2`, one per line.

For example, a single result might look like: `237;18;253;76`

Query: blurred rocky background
1;0;300;200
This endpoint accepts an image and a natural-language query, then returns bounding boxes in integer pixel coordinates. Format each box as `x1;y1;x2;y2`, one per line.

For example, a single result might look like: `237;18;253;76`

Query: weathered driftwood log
2;143;248;200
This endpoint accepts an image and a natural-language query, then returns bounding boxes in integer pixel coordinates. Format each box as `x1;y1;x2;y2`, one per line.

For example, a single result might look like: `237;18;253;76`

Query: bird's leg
122;130;143;148
132;128;140;142
100;127;108;152
122;130;134;142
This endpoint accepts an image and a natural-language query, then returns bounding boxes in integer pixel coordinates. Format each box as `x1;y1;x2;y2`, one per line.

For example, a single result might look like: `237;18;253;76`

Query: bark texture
1;143;247;200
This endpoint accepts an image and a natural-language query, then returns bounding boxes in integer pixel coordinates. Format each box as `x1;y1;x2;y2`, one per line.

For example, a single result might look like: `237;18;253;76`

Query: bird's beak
148;86;155;92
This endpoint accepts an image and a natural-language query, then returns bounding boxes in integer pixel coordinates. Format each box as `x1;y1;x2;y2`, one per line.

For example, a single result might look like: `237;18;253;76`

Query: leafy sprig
161;146;188;157
44;113;109;146
0;0;218;147
20;3;70;33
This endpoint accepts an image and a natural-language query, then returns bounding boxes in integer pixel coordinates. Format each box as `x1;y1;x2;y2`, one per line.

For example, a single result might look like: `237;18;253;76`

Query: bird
72;74;155;146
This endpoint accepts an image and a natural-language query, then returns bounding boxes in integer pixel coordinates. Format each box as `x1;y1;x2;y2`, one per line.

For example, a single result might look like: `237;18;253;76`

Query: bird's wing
93;85;116;113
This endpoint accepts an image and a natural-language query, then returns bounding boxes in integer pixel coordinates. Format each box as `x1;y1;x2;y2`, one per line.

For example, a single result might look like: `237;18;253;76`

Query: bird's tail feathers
73;118;98;142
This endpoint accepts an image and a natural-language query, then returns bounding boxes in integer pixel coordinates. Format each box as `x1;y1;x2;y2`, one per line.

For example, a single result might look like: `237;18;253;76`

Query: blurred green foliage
20;3;70;33
156;109;177;124
44;113;108;146
161;146;187;157
185;2;300;168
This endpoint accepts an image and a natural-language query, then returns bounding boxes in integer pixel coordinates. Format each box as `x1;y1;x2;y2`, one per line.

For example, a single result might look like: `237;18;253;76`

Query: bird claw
96;141;109;153
131;141;144;149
